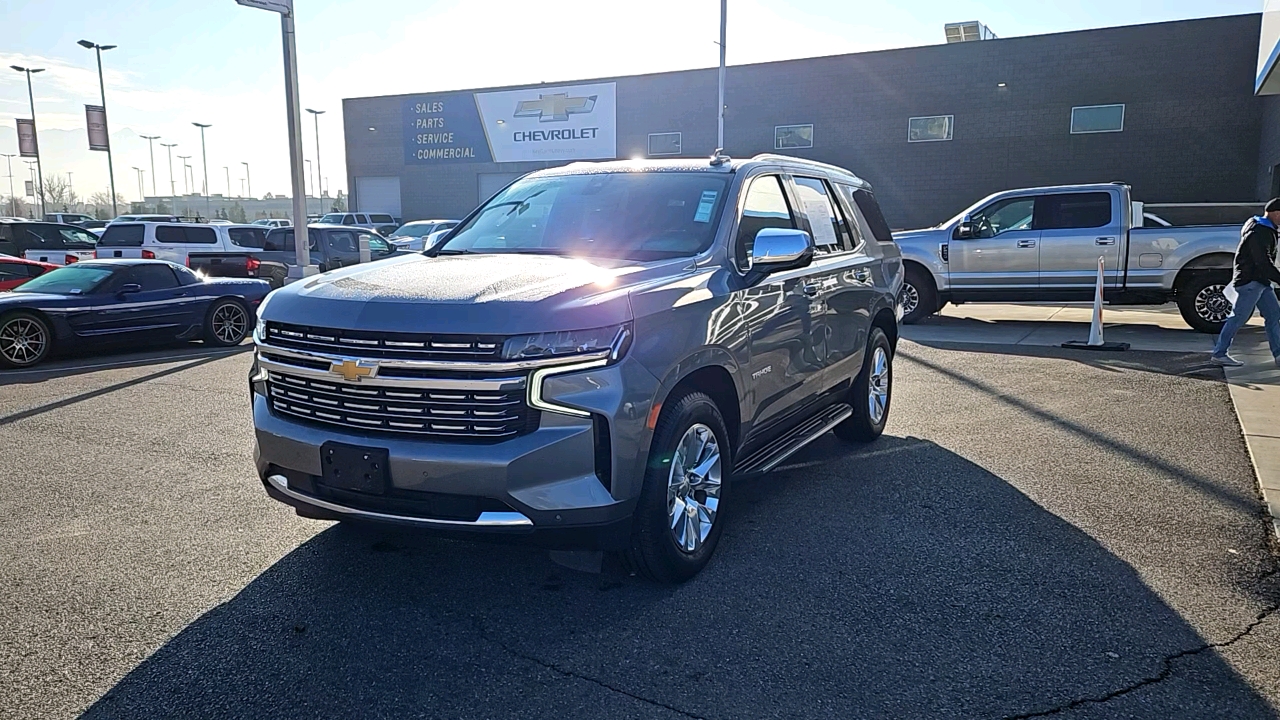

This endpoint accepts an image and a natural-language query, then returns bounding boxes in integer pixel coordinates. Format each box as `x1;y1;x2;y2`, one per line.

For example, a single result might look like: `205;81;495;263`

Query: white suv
318;212;396;230
96;221;268;265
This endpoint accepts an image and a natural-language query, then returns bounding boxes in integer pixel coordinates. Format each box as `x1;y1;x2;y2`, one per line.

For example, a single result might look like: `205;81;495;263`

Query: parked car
95;221;270;281
254;224;399;287
250;154;901;582
0;254;57;291
387;219;459;250
892;183;1243;332
252;218;291;228
317;212;397;230
79;220;110;236
44;212;96;225
0;221;98;265
0;259;270;369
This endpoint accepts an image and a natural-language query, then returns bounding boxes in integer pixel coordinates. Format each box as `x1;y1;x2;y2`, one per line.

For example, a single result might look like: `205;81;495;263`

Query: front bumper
251;354;659;550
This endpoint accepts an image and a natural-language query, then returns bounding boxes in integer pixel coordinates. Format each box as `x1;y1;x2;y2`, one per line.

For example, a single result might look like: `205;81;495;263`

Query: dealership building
344;13;1269;231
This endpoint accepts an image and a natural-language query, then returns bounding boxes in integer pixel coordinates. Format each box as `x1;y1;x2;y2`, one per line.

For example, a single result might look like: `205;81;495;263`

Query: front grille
265;369;535;441
265;321;504;361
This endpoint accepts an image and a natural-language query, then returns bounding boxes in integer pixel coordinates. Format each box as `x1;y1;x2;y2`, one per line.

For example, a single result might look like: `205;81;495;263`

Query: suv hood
262;253;663;335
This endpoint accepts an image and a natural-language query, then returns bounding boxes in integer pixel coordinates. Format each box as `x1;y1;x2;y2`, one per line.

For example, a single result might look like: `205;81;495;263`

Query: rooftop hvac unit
944;21;997;43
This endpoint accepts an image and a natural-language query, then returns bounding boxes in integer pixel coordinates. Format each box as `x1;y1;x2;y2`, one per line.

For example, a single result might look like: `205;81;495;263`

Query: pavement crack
472;619;710;720
1003;600;1279;719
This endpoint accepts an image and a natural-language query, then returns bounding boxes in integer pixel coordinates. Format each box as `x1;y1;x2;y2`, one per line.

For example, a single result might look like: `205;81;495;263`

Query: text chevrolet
250;155;902;582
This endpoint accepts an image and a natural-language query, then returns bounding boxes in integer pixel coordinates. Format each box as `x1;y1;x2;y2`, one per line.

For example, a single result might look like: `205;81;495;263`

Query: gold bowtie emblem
330;359;375;382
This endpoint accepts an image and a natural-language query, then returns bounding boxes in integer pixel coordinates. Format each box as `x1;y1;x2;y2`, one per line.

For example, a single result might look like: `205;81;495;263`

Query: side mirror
117;283;141;296
954;222;979;240
750;228;814;273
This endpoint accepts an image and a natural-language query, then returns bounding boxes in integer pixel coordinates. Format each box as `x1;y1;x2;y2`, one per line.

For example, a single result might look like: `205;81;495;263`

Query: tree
156;199;171;214
88;191;127;219
42;175;76;209
229;202;248;224
331;190;347;212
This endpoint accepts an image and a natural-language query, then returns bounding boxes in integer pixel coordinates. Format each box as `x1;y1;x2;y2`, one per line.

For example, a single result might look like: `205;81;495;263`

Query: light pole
132;166;144;206
224;166;231;198
77;40;118;217
306;107;325;204
304;158;313;213
160;142;177;199
1;153;14;216
140;134;160;196
237;0;314;278
717;0;726;152
176;155;191;195
242;161;251;199
192;122;211;218
10;65;46;217
66;172;73;208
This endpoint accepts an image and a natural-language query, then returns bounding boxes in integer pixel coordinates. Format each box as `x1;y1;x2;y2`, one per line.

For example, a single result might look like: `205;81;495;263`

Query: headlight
502;323;631;361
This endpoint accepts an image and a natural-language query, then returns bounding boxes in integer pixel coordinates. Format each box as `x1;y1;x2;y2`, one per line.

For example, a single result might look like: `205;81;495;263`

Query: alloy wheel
1194;284;1231;324
868;346;889;425
898;283;920;318
0;317;47;366
667;423;722;554
212;303;248;344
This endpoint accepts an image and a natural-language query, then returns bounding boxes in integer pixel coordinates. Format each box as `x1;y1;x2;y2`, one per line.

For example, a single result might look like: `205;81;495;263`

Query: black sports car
0;259;271;369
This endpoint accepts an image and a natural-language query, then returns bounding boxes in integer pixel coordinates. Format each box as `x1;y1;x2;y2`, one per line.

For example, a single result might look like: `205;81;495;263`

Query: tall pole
161;142;177;197
307;108;325;201
717;0;726;152
224;166;231;198
305;158;313;214
193;122;211;218
242;161;251;199
281;11;311;271
177;156;191;195
12;67;46;217
132;166;143;204
66;172;73;207
140;134;159;196
78;42;119;217
1;153;14;216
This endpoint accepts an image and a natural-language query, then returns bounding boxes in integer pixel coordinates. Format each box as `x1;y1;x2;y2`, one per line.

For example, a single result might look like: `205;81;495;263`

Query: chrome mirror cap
750;227;814;270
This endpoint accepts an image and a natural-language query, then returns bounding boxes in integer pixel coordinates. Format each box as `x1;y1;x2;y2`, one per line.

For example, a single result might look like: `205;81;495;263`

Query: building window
1070;104;1125;134
774;124;814;150
647;132;681;156
908;115;953;142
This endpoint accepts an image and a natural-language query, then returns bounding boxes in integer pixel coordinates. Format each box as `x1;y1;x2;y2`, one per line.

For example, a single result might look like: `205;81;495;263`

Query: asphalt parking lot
2;340;1278;719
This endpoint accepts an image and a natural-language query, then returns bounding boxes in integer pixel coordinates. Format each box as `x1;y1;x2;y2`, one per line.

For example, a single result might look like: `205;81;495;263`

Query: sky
0;0;1260;206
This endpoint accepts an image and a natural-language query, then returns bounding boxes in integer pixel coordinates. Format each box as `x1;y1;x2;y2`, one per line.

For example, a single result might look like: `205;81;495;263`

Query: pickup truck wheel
0;311;52;369
203;300;250;347
1177;274;1232;334
900;266;937;324
625;391;730;584
834;327;892;443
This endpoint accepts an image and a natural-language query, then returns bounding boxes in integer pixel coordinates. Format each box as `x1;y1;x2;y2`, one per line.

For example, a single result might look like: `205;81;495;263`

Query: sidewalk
902;303;1279;539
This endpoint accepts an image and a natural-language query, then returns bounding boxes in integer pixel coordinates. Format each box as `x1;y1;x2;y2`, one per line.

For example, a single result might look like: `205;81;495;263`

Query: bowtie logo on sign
513;93;597;122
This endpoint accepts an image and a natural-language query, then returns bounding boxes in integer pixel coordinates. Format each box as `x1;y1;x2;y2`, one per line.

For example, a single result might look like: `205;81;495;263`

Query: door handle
801;284;820;298
1095;237;1116;246
1016;239;1037;248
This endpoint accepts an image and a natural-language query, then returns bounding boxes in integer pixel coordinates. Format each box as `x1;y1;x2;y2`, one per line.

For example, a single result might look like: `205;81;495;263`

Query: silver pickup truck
893;183;1244;332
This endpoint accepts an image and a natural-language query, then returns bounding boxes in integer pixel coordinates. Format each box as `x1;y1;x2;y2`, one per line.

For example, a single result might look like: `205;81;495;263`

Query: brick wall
344;13;1264;230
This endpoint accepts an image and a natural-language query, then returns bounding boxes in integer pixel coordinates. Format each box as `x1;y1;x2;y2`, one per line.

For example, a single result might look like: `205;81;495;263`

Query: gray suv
250;154;902;582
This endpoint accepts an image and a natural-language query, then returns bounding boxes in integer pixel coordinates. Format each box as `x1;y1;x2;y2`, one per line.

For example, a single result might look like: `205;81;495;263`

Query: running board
734;403;853;476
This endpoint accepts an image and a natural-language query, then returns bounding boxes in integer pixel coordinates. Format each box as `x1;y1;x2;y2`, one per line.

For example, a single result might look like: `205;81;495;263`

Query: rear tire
834;327;893;443
899;265;938;324
203;299;250;347
1177;273;1231;334
0;311;52;369
624;391;730;584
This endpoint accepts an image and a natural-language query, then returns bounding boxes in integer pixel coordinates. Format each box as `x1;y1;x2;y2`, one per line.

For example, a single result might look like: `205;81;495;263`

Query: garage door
355;176;402;218
478;173;522;205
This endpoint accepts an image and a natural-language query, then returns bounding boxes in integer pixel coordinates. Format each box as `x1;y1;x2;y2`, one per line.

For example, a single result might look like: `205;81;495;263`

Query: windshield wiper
435;248;475;255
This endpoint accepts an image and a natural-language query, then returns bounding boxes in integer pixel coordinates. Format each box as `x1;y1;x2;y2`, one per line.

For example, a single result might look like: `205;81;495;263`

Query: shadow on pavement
80;437;1276;720
0;342;249;387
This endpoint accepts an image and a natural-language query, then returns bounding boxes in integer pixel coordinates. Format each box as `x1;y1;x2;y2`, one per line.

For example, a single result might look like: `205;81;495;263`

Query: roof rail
749;153;864;180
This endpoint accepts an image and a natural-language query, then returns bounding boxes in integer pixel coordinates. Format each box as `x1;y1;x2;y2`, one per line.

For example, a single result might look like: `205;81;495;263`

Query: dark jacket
1233;216;1280;287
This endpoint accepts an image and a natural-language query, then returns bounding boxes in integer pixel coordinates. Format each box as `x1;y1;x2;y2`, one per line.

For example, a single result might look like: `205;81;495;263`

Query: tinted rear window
228;227;266;248
369;214;394;223
1035;192;1113;230
842;186;894;242
155;225;218;244
98;224;145;247
264;229;294;252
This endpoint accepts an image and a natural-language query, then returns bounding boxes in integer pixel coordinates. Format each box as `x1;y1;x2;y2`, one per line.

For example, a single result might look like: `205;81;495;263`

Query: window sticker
693;190;719;223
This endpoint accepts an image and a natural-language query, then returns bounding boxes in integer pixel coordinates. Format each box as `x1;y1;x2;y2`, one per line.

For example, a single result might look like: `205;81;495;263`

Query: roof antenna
709;148;731;166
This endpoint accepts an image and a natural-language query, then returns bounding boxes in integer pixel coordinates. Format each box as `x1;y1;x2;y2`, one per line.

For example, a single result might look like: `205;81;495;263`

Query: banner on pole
85;105;110;151
24;180;34;197
16;119;38;158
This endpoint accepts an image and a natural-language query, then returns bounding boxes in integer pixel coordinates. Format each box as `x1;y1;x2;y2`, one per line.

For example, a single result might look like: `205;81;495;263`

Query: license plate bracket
319;442;389;495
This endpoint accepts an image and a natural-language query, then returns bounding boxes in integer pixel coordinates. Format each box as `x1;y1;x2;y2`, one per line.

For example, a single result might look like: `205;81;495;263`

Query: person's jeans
1212;281;1280;358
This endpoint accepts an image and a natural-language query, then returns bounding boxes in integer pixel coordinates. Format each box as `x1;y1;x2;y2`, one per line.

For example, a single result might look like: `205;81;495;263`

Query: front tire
1177;273;1231;334
625;392;730;584
0;311;52;369
899;265;938;324
835;327;893;443
203;299;250;347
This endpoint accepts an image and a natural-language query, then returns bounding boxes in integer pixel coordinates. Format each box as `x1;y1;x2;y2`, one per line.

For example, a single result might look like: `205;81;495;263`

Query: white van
96;221;268;265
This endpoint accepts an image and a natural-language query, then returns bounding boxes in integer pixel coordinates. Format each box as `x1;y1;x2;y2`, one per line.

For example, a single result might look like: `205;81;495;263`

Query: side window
228;227;266;248
130;265;180;291
0;263;24;282
831;185;866;248
61;229;98;246
736;175;797;269
155;225;185;244
184;226;218;244
364;233;391;254
793;176;851;253
841;187;894;243
0;227;16;255
1034;192;1113;230
970;197;1036;238
341;214;355;226
98;224;145;247
328;231;357;252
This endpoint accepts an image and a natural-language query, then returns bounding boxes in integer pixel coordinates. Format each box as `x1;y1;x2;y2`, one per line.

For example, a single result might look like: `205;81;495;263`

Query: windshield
320;214;344;224
394;223;435;238
14;264;115;294
437;172;731;261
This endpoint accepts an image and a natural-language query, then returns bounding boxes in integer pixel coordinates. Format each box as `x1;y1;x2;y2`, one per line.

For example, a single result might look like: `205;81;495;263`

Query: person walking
1210;198;1280;367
